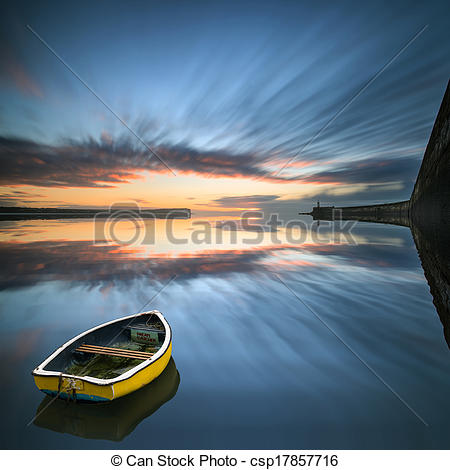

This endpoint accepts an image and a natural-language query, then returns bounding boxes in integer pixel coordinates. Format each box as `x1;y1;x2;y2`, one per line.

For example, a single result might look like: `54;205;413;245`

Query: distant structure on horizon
0;207;191;221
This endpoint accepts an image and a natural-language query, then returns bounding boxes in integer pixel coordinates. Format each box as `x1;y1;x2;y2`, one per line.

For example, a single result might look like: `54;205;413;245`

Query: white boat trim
32;310;171;386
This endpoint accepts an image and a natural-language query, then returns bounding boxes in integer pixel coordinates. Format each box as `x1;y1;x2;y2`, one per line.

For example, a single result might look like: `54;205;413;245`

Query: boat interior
42;313;166;379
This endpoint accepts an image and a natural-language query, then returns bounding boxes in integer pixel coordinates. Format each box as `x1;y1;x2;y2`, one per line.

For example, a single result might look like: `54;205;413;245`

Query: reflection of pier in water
302;80;450;347
307;206;450;348
33;358;180;441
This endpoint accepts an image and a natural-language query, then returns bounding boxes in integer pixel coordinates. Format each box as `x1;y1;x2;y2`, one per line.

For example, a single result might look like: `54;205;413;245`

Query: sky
0;0;449;216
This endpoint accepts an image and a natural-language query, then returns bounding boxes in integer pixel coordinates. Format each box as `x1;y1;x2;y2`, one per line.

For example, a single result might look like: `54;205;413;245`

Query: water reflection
33;358;180;441
0;217;406;290
411;221;450;347
311;209;450;349
0;216;449;448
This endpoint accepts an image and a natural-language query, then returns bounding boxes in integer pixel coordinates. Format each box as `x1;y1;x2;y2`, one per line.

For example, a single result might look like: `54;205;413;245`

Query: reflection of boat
32;310;172;402
33;357;180;441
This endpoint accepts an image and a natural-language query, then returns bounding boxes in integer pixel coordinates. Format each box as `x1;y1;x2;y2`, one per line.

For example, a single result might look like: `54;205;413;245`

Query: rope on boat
27;373;63;426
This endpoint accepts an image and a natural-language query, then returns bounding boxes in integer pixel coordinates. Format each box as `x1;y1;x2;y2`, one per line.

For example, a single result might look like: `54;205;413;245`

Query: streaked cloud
211;195;281;208
299;156;422;185
0;0;448;209
0;134;422;192
0;39;43;98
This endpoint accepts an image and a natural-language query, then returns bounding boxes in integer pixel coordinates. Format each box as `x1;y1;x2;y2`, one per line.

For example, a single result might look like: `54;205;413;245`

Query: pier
301;80;450;347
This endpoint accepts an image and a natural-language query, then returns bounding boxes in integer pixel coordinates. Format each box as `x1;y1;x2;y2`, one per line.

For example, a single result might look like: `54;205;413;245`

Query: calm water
0;216;449;449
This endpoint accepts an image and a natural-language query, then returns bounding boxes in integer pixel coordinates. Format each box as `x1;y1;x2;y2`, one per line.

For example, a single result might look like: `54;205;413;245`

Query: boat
32;310;172;402
33;358;180;441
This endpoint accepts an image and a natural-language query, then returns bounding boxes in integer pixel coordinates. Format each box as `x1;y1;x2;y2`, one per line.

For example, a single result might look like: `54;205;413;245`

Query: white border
2;450;450;468
32;309;171;386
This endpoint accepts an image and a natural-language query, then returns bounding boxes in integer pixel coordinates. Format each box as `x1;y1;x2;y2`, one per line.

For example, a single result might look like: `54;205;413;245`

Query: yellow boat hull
34;341;172;402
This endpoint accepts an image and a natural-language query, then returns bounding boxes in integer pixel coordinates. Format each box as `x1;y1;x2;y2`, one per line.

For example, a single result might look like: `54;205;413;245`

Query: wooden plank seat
75;344;154;361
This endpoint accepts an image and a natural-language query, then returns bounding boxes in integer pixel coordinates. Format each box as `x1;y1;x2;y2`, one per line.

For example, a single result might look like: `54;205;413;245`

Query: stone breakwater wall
410;80;450;228
311;200;410;226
